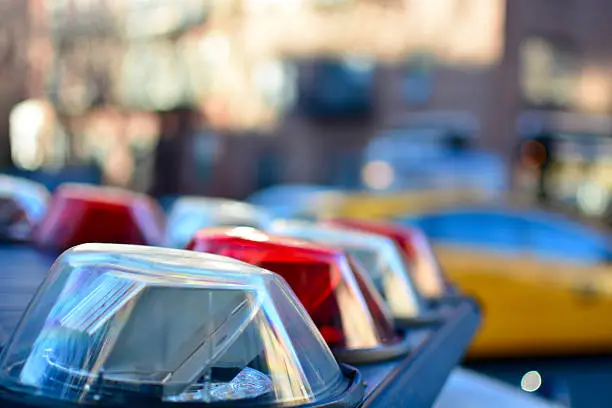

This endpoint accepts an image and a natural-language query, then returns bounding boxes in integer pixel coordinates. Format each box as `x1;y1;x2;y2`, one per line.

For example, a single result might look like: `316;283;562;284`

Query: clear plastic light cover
166;197;272;248
187;227;398;353
268;220;427;321
0;175;50;241
325;219;449;299
35;184;165;251
0;244;347;406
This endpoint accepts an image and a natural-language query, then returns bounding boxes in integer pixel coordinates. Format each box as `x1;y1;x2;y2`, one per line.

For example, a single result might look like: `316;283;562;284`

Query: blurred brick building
6;0;612;198
0;1;34;169
0;0;54;169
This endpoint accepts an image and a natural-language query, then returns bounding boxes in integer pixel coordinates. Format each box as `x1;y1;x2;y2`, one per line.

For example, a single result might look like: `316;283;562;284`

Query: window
120;42;192;110
519;36;579;107
256;153;281;191
330;149;362;188
297;57;375;118
409;208;612;264
403;52;435;105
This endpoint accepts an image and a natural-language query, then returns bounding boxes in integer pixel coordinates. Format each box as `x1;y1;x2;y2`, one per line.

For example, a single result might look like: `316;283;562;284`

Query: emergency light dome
268;220;430;325
0;244;362;407
35;184;165;251
165;197;272;249
187;227;411;363
0;175;49;242
325;219;449;299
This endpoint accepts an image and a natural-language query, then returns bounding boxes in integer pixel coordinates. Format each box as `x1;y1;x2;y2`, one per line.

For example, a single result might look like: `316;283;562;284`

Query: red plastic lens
187;227;398;351
326;219;449;299
35;184;165;251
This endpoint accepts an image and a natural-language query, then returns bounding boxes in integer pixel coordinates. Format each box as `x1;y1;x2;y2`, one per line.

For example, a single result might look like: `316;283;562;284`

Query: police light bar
325;219;451;299
34;184;165;251
187;227;413;363
0;175;50;242
165;197;272;248
268;220;436;326
0;244;364;407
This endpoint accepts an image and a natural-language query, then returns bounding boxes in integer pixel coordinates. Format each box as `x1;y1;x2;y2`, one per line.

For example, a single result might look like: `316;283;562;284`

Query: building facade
6;0;612;198
0;1;35;169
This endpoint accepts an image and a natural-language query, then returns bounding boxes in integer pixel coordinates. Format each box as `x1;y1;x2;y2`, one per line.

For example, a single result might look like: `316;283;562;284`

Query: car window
408;210;524;254
407;209;612;264
524;213;611;264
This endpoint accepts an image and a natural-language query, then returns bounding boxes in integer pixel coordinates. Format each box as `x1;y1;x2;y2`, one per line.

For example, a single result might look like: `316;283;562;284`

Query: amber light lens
326;219;449;299
187;227;399;352
35;184;165;251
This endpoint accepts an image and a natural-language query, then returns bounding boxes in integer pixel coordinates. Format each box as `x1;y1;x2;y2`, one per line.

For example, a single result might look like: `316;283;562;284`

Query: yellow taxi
398;206;612;358
314;188;496;220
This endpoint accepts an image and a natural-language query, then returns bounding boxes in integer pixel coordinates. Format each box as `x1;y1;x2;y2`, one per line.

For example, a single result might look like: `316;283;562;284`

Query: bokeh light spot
521;370;542;393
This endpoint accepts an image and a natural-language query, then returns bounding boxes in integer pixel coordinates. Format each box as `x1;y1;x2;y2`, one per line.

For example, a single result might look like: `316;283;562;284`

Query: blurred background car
360;111;507;194
247;183;345;219
312;187;496;220
400;206;612;358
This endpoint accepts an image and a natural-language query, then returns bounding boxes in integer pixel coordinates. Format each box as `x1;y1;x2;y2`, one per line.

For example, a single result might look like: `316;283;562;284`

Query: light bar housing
0;244;363;407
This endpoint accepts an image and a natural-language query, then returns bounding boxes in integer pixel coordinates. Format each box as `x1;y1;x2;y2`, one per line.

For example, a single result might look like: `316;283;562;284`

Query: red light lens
326;219;449;299
35;184;165;251
187;227;398;351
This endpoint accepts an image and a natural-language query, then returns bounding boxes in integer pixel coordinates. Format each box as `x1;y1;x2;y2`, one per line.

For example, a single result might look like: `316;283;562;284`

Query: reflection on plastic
168;367;273;402
267;220;427;320
326;219;448;299
187;227;398;351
